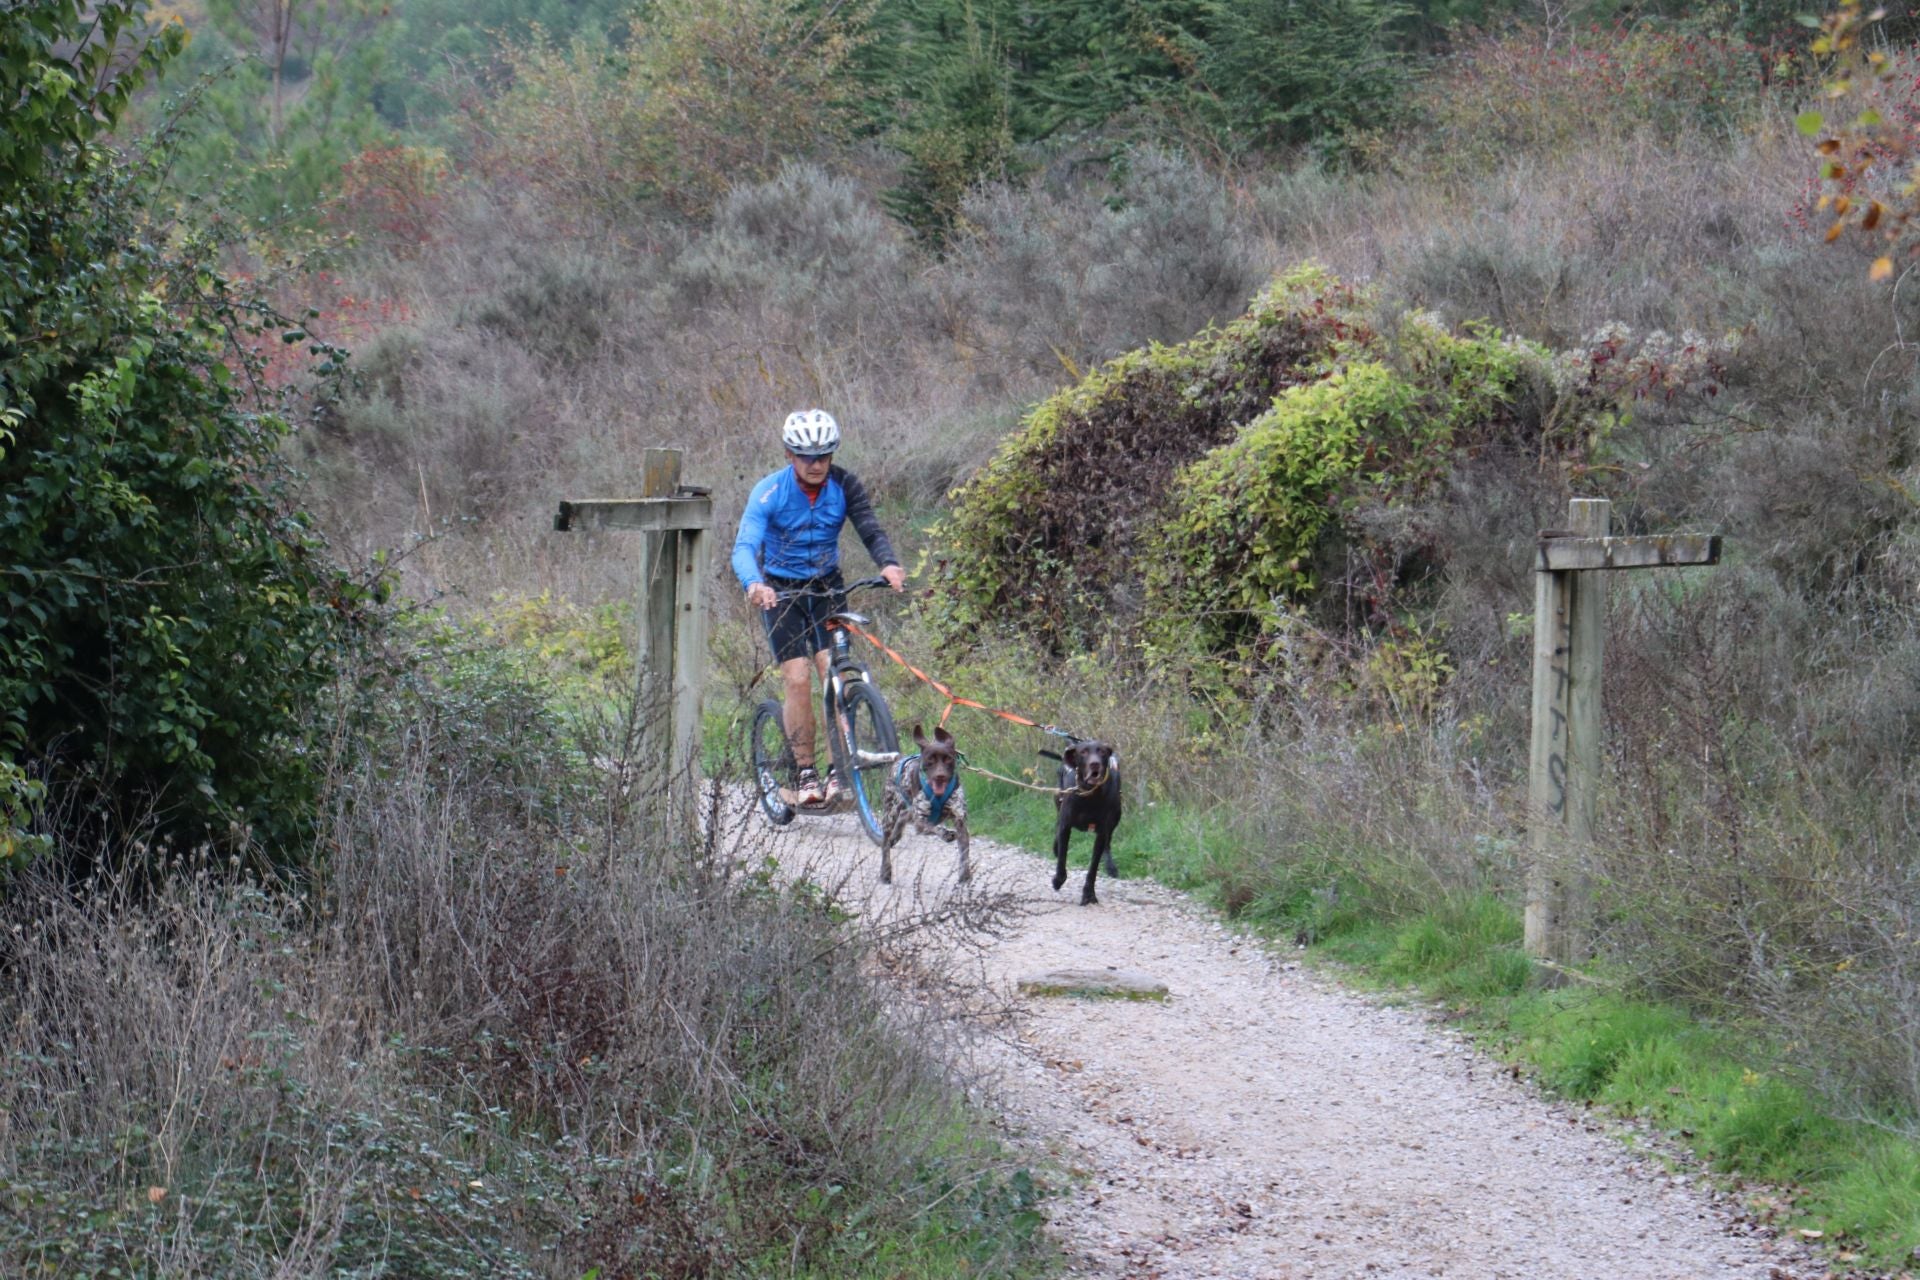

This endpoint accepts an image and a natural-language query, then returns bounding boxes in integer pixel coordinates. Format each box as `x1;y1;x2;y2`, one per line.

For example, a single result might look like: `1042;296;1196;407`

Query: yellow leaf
1871;256;1894;282
1826;220;1847;243
147;1186;168;1204
1834;195;1853;215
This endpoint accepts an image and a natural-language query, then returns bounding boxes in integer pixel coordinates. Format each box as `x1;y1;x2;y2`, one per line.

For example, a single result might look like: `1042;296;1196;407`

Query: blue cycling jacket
732;464;899;589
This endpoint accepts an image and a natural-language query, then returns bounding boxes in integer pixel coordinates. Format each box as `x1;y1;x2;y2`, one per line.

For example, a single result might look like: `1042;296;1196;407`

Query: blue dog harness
921;771;958;824
896;754;960;824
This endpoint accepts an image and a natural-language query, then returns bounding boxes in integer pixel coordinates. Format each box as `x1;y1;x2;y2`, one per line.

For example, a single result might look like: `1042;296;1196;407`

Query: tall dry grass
0;629;1038;1276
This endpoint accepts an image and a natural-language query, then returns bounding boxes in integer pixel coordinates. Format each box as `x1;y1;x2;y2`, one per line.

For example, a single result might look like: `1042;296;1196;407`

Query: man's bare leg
780;657;815;767
781;651;835;799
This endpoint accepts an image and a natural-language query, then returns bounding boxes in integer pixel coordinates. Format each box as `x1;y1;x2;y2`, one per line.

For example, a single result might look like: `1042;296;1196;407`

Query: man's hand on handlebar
752;575;898;609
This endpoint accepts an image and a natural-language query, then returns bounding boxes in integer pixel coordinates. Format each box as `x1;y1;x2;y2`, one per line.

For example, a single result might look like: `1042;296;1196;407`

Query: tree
199;0;392;144
1194;0;1413;151
480;0;872;220
2;0;364;878
862;0;1416;239
873;0;1023;239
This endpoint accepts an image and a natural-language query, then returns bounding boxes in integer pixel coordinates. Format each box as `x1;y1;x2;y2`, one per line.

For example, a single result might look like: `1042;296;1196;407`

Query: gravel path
758;808;1817;1280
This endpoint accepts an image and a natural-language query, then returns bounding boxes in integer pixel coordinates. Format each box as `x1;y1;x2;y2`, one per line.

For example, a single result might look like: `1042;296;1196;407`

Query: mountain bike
747;576;900;844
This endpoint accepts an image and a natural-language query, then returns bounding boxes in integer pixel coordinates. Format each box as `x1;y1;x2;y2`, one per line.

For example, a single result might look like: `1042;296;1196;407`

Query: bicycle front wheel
749;699;797;827
830;680;900;845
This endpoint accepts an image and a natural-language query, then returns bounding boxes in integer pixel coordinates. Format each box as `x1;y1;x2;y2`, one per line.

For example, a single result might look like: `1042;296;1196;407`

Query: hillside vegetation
9;0;1920;1268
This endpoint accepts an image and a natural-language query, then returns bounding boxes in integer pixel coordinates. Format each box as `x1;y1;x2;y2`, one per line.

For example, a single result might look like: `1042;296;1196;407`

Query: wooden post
671;517;709;798
556;448;713;828
1524;499;1721;964
1526;498;1606;962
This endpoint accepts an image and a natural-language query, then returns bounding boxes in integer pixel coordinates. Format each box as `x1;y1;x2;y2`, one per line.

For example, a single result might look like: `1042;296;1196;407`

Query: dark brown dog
1052;740;1120;905
881;724;972;885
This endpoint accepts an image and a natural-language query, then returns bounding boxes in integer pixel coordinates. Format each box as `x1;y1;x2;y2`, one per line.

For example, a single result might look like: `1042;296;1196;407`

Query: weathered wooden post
1525;498;1720;963
555;447;713;825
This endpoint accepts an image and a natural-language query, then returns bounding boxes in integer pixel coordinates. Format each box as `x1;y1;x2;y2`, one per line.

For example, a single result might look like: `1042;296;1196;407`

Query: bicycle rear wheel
749;699;796;827
830;680;900;845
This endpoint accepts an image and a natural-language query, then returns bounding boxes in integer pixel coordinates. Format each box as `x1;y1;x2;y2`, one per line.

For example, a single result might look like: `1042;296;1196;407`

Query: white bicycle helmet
781;409;840;457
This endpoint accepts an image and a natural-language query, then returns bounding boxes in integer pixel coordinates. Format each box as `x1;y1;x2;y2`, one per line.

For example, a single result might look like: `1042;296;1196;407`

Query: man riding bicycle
733;410;905;807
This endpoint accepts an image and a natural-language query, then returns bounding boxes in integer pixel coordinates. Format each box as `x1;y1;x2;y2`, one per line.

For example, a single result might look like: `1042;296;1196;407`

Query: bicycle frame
755;575;900;839
819;620;873;740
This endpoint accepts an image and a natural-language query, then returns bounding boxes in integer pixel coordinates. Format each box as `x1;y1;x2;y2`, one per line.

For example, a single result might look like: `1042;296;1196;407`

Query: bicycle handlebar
769;575;891;604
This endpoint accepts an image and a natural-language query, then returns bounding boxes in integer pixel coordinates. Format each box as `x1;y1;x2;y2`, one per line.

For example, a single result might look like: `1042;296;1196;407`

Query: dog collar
921;770;959;823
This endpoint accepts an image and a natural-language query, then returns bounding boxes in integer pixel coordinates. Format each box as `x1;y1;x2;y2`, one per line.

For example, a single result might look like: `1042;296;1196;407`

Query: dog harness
921;771;959;824
895;755;966;826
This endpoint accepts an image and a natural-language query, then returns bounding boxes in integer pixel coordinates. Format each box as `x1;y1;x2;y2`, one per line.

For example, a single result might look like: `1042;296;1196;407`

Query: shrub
0;616;1047;1277
1192;0;1415;152
327;142;450;257
942;147;1264;375
1412;23;1777;177
1;0;365;875
670;161;914;332
879;7;1022;243
478;0;871;222
467;246;616;366
931;264;1372;651
1150;361;1423;655
936;267;1573;680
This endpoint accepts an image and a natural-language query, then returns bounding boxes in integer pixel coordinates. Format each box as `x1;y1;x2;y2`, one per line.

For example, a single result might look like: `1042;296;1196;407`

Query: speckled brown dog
880;724;971;885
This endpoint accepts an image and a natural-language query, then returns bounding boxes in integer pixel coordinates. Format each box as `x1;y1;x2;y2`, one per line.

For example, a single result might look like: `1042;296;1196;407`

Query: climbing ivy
1148;361;1418;656
929;265;1370;651
931;268;1570;684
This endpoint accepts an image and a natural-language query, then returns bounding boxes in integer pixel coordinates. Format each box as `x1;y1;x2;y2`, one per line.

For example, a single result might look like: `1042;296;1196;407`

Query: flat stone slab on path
1019;967;1171;1000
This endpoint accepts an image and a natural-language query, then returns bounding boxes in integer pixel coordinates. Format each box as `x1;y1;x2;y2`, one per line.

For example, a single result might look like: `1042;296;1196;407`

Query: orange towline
845;623;1071;737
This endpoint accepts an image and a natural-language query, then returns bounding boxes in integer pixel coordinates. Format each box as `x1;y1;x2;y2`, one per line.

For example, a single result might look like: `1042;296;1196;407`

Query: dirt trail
762;809;1816;1280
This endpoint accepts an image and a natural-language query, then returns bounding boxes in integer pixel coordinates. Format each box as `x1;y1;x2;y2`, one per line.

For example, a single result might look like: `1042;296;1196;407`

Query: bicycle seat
826;610;870;627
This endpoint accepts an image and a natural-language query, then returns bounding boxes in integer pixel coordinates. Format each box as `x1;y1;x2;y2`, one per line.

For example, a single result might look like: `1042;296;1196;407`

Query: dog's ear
912;723;927;749
934;726;954;747
1063;744;1081;767
1098;744;1115;766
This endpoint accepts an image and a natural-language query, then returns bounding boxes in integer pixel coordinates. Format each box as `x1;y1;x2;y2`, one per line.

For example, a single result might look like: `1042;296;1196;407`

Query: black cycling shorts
762;571;847;664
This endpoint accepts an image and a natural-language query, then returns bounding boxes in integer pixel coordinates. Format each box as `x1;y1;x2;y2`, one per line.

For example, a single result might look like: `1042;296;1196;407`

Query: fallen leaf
147;1186;167;1204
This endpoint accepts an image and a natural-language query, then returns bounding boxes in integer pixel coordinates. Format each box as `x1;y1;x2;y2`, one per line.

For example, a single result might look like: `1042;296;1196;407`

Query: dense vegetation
10;0;1920;1268
1;0;365;872
930;265;1581;670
